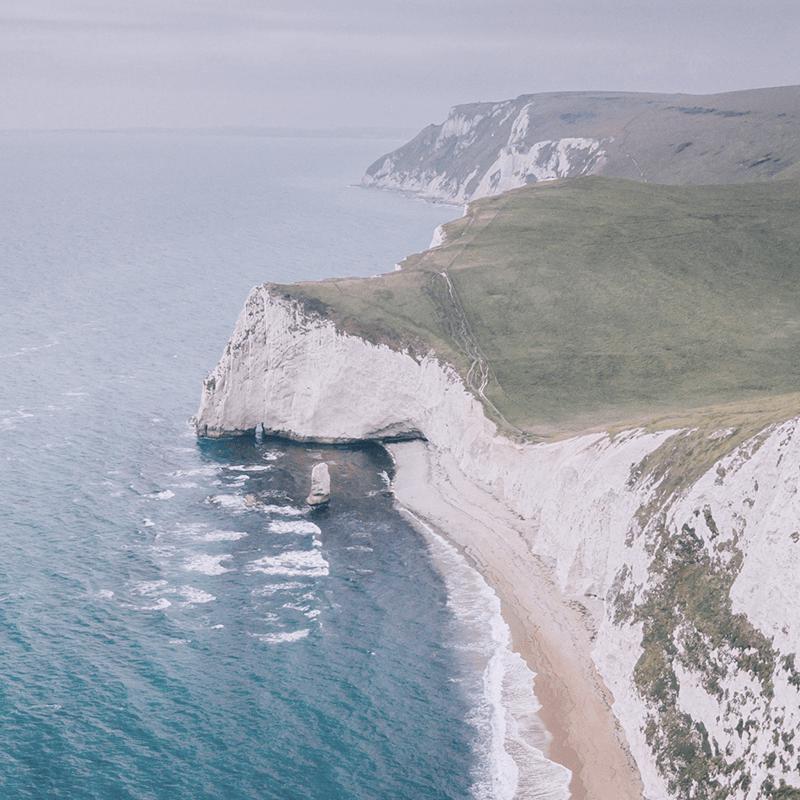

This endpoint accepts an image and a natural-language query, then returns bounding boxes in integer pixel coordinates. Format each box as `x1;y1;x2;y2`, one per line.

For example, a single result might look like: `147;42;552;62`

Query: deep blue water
0;132;503;799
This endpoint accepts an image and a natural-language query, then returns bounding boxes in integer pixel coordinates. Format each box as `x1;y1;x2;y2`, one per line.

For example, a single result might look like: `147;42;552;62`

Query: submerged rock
306;462;330;507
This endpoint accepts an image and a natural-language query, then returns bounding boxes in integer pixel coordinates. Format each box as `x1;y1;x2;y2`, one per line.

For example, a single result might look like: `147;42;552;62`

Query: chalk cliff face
196;286;800;799
362;98;608;203
362;87;800;202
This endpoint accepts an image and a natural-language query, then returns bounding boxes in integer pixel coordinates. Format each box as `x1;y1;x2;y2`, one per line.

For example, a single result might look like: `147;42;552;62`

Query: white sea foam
261;504;306;516
129;579;216;607
172;466;220;478
208;494;311;517
281;602;311;613
172;521;208;537
246;549;329;578
136;597;172;611
177;586;216;605
228;464;272;472
147;489;175;500
184;553;233;575
268;520;321;535
252;581;307;595
406;510;572;800
207;493;247;511
201;529;248;542
251;629;310;644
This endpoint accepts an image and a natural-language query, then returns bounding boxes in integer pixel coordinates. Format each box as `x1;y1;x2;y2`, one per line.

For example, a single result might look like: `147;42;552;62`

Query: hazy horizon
3;0;799;131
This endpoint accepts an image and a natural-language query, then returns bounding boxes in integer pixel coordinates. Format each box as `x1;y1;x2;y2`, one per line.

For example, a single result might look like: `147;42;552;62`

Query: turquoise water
0;131;506;799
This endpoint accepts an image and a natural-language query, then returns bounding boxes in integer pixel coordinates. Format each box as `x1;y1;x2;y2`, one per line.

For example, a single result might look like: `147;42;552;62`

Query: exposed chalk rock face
194;286;465;442
196;287;800;799
362;87;800;202
362;98;606;203
471;136;606;199
306;462;330;506
428;223;447;248
361;98;608;202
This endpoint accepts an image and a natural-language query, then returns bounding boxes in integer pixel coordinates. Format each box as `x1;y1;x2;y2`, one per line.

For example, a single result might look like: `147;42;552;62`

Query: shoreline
396;504;572;800
387;440;644;800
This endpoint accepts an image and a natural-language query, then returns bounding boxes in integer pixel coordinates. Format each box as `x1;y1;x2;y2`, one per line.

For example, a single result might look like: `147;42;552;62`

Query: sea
0;131;569;799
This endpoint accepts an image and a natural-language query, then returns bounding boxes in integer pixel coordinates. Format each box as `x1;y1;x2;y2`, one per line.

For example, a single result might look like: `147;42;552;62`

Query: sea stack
306;462;331;507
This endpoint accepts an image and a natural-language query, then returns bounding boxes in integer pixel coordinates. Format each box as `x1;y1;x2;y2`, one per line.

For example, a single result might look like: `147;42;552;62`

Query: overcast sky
2;0;799;131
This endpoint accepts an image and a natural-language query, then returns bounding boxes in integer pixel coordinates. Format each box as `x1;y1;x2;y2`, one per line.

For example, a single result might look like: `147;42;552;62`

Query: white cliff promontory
362;96;607;203
362;87;800;202
196;286;800;800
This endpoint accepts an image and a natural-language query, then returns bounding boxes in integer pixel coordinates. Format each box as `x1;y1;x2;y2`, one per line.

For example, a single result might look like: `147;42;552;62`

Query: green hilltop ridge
276;175;800;438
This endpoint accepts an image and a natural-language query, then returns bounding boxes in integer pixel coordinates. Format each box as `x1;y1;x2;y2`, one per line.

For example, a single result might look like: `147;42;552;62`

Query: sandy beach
388;440;643;800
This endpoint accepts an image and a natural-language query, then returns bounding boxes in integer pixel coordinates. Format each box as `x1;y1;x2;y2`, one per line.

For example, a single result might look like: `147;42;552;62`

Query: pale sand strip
388;440;643;800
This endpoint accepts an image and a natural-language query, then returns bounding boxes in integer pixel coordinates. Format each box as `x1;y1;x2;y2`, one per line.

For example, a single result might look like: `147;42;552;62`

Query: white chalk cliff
362;98;607;203
196;286;800;799
362;87;800;202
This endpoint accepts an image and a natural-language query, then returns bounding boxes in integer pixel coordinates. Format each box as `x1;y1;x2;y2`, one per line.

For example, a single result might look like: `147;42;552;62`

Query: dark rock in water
306;462;330;507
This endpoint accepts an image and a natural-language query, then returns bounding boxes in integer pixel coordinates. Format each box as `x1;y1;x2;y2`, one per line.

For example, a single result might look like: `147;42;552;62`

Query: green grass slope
281;176;800;437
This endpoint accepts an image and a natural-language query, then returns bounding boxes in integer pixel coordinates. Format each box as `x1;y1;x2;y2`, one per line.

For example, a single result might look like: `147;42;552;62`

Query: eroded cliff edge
362;86;800;203
196;286;800;800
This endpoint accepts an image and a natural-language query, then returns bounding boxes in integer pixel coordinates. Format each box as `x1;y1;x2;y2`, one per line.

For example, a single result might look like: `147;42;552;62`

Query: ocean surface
0;131;566;800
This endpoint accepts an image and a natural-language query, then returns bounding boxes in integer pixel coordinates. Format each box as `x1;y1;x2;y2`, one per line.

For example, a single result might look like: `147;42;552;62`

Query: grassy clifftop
279;176;800;437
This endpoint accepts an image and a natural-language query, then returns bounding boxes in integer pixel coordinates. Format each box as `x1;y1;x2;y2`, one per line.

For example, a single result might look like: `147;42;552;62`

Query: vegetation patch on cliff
618;426;800;798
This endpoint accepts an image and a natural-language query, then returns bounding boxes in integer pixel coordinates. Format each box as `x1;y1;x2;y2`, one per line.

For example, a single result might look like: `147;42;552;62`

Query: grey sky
2;0;799;130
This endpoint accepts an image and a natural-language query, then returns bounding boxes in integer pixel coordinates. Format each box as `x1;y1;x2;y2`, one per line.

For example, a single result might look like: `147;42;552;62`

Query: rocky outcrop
362;86;800;202
196;286;800;799
306;462;330;506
